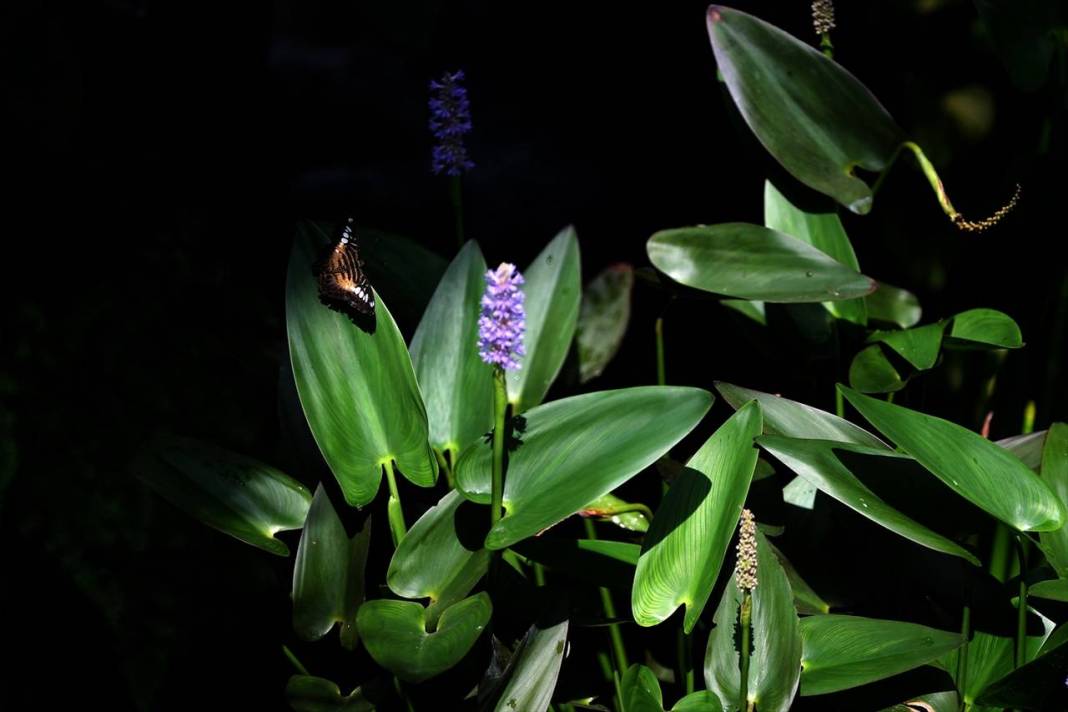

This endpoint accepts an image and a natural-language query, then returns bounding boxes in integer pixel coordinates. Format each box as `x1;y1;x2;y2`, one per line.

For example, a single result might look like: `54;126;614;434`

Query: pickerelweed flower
429;70;475;176
735;508;759;592
478;263;525;371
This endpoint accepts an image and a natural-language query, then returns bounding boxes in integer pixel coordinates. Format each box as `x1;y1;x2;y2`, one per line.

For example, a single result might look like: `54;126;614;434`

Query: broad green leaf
292;486;371;643
356;592;492;683
841;386;1066;532
848;345;906;394
799;615;963;695
1038;423;1068;576
706;5;904;214
409;240;493;460
360;227;448;328
672;691;724;711
511;539;639;587
757;436;980;565
764;180;866;325
878;692;959;712
946;308;1024;349
456;387;713;550
865;283;922;329
632;402;762;633
938;624;1052;706
387;489;490;625
494;616;570;712
285;675;375;712
704;530;801;712
621;664;664;712
868;323;946;370
136;435;311;556
721;299;766;325
577;263;634;383
287;222;437;508
648;225;876;303
767;540;830;615
508;226;581;412
581;492;650;533
1030;578;1068;602
974;632;1068;709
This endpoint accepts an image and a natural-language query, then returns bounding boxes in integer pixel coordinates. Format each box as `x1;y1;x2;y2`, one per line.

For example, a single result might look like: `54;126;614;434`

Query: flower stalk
736;509;759;711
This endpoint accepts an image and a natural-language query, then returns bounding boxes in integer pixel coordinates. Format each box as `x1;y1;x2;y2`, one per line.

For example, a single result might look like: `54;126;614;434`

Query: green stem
676;627;694;697
533;562;546;587
434;448;455;490
655;316;666;386
739;592;752;711
449;175;465;248
394;677;414;712
584;519;629;676
383;460;407;547
956;603;971;707
282;644;310;676
835;385;844;418
1015;537;1029;669
820;32;834;59
491;367;508;529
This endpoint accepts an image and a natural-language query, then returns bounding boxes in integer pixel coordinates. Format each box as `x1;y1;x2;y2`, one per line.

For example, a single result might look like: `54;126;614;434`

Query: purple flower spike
478;263;525;371
429;70;475;176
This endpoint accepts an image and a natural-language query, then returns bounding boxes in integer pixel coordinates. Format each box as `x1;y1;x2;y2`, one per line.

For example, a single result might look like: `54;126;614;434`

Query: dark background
3;0;1066;709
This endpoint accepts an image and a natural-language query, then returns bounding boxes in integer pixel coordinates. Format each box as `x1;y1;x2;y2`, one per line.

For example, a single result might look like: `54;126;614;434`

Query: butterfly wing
317;226;376;318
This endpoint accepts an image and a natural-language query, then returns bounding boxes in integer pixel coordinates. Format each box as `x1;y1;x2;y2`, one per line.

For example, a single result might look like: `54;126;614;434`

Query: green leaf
998;430;1048;470
409;240;493;460
494;616;570;712
136;435;311;556
357;592;492;683
767;540;830;615
946;308;1024;349
877;691;959;712
285;675;375;712
721;299;766;326
508;226;582;412
292;486;372;644
865;283;922;329
387;489;490;624
632;402;762;633
672;691;724;711
706;5;904;214
1030;578;1068;602
938;625;1052;706
456;387;713;550
648;225;876;303
757;436;980;565
1037;423;1068;576
974;632;1068;709
581;492;650;533
287;222;437;508
764;180;866;325
704;530;802;712
799;615;963;695
782;476;818;510
621;664;664;712
848;344;906;394
577;263;634;383
868;323;946;371
840;386;1067;532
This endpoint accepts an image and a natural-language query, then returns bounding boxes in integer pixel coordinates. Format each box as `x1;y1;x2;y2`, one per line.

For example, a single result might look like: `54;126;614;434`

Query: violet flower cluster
429;70;475;176
478;263;525;371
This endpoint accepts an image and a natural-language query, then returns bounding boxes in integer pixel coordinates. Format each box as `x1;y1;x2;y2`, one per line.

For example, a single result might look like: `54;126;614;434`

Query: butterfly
316;218;376;319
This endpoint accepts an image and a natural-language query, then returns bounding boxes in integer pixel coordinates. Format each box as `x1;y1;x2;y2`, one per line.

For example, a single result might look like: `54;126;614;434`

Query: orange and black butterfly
316;218;376;319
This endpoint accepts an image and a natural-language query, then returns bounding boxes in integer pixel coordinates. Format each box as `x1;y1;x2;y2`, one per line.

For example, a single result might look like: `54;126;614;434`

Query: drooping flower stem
491;366;508;529
383;459;407;547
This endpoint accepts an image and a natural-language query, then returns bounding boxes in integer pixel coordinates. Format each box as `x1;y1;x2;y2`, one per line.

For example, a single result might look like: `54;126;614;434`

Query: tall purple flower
478;263;525;370
429;70;475;176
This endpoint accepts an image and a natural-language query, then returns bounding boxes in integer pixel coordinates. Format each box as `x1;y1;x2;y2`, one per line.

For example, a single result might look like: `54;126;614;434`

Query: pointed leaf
508;226;581;412
410;240;493;460
706;5;904;214
998;430;1047;470
293;486;348;641
868;322;946;371
848;345;906;394
865;283;922;329
456;387;713;550
721;299;767;325
357;592;492;683
841;386;1066;532
947;308;1023;349
1037;423;1068;576
621;664;664;712
757;436;980;565
799;615;963;695
287;222;437;508
632;402;762;633
136;436;311;556
648;225;876;303
577;263;634;383
341;515;372;650
285;675;376;712
1030;578;1068;602
764;180;866;324
494;615;570;712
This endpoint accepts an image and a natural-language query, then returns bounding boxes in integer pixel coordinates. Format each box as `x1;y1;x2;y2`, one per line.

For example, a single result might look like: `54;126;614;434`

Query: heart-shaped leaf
704;529;802;712
706;5;904;214
284;675;377;712
764;180;866;325
799;615;963;695
409;240;493;462
287;222;437;508
292;485;372;646
1037;423;1068;576
507;226;581;413
632;401;762;633
841;386;1066;532
357;592;492;683
456;386;713;550
648;225;876;303
756;436;980;565
136;435;311;556
577;263;634;383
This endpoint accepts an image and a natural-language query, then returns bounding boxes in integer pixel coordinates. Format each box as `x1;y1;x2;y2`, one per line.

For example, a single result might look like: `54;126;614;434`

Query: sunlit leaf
494;615;570;712
577;264;634;383
581;492;650;533
672;691;724;711
621;664;664;712
868;322;945;370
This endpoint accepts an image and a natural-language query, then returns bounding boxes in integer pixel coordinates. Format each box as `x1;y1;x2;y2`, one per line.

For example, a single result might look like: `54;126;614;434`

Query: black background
3;0;1067;709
